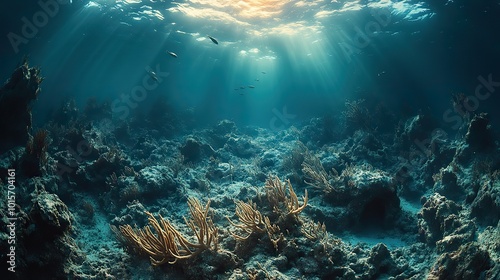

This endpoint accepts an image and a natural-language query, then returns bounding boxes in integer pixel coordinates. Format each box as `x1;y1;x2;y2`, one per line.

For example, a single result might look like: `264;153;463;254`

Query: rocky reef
0;64;499;280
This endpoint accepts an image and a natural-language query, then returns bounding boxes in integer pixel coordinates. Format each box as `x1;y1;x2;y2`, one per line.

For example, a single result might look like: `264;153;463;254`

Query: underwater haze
1;0;500;279
1;0;498;127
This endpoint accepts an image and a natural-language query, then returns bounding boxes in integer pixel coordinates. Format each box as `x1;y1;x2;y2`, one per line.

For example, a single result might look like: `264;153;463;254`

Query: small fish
240;86;245;89
148;70;158;82
167;51;178;58
261;71;266;74
255;79;259;81
248;85;255;88
208;36;219;45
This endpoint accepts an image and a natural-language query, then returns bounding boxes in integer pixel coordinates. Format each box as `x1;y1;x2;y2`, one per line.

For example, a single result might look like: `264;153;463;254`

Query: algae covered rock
428;243;491;280
30;190;73;234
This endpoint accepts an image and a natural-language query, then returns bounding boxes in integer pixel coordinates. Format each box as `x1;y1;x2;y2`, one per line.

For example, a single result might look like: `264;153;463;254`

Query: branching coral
226;176;308;251
226;199;284;251
302;152;338;193
227;200;266;240
117;197;218;265
265;175;308;217
184;197;219;251
300;220;342;258
343;99;371;131
301;220;327;241
263;216;284;251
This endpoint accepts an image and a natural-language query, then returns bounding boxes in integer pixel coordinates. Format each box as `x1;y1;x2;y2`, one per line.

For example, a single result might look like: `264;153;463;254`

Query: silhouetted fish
208;36;219;45
248;85;255;88
148;70;158;82
167;51;178;58
261;71;266;74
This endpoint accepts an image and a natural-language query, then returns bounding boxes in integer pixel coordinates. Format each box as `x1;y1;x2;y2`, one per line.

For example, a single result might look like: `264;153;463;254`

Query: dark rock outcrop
465;113;495;151
0;59;43;155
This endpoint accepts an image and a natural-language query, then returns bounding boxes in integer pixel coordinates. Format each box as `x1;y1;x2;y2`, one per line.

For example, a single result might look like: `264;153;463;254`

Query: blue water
1;0;499;128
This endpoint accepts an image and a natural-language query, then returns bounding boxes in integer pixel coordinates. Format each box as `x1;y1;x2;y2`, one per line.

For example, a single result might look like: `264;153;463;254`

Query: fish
255;79;260;81
167;51;178;58
208;36;219;45
261;71;266;74
248;85;255;88
240;86;245;89
148;70;158;82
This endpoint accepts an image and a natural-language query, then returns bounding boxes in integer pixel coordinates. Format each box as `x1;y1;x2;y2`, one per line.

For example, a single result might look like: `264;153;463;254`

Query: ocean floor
1;62;499;280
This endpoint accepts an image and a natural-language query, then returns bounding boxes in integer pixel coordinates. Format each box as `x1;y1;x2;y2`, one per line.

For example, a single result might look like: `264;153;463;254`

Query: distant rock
465;112;495;151
225;136;260;158
138;165;177;195
397;114;435;150
180;137;216;163
180;137;202;163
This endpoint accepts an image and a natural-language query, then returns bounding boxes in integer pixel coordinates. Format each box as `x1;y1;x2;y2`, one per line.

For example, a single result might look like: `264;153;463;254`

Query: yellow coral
265;175;308;216
118;198;218;265
227;200;266;240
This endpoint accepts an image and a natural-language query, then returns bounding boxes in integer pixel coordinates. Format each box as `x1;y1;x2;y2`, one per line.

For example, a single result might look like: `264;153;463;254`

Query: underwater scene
1;0;499;279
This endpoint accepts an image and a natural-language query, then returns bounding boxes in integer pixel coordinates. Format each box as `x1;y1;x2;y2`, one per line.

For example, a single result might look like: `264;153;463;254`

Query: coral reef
1;62;499;279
